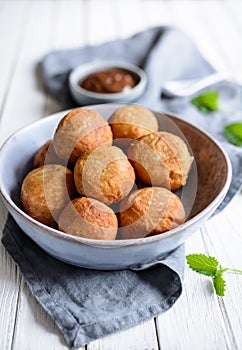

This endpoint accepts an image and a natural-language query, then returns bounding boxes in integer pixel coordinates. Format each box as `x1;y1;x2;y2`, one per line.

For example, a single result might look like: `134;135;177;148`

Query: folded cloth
2;216;184;349
2;26;242;349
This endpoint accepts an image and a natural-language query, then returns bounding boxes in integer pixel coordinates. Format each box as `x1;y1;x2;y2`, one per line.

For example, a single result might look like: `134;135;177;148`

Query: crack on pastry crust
128;131;193;191
119;187;185;239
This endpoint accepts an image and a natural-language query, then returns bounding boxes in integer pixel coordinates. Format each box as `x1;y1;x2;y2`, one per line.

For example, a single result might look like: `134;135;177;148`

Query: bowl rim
0;104;232;248
68;61;147;100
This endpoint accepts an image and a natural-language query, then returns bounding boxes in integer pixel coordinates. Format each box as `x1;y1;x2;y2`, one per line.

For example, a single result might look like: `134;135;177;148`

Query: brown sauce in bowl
79;69;138;94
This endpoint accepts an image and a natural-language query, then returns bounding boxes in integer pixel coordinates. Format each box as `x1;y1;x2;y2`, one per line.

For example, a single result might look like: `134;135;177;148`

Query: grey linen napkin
2;26;242;349
2;216;184;349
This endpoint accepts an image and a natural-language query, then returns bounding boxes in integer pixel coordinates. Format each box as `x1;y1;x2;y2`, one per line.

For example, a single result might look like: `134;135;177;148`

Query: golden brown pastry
53;108;113;165
119;187;185;239
128;131;193;190
58;197;118;240
33;139;62;168
74;144;135;204
21;164;75;227
108;105;158;143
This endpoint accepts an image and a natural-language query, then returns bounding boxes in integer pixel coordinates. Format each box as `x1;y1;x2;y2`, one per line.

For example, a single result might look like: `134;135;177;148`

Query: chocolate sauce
79;69;138;94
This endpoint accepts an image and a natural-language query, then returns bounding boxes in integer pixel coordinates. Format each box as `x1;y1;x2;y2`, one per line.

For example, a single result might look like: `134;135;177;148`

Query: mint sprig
213;267;226;297
191;91;219;113
186;253;242;296
223;122;242;146
186;254;218;276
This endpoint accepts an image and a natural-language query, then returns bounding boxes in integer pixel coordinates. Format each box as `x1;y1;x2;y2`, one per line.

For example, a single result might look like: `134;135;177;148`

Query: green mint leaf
223;122;242;146
213;267;226;296
191;91;219;113
186;254;219;276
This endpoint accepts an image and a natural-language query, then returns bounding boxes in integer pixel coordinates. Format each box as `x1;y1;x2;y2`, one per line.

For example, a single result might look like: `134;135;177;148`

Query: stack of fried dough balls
21;105;193;241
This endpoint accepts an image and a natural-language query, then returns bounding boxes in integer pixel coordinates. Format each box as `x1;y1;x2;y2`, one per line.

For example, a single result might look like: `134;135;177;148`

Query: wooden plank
0;1;27;111
189;0;242;70
44;0;87;116
155;230;231;349
143;0;227;70
144;0;240;72
0;232;21;350
166;0;228;71
203;193;242;348
225;0;242;34
142;0;173;27
0;1;56;145
115;0;149;38
86;0;120;44
52;0;86;49
0;2;31;348
88;321;158;350
12;279;70;350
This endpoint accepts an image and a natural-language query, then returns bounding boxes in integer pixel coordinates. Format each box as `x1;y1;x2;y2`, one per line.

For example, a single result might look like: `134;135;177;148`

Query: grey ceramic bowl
69;61;147;105
0;104;232;270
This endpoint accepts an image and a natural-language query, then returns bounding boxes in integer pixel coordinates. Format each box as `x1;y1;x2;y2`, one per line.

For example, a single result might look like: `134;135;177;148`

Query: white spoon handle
162;72;228;98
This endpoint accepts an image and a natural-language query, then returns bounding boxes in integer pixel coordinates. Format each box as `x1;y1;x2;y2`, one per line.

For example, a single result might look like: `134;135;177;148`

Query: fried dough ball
21;164;75;227
119;187;185;239
108;105;158;143
58;197;118;240
74;145;135;204
53;108;113;165
33;139;62;168
128;131;193;191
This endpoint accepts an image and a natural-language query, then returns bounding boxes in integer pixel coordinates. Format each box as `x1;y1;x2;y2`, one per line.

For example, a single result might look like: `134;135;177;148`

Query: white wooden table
1;1;242;349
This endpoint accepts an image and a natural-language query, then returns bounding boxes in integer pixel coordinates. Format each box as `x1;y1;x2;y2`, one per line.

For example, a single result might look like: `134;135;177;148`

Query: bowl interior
0;104;230;242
